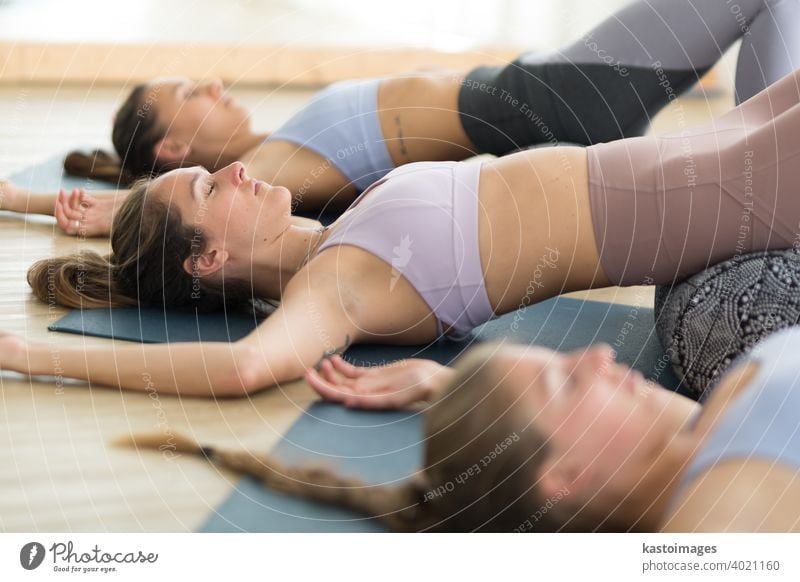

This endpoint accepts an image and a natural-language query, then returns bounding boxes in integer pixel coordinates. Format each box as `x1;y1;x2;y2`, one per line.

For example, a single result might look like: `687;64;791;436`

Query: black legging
458;0;800;154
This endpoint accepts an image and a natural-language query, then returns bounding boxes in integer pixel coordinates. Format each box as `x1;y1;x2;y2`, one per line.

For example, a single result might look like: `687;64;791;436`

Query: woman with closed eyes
2;0;797;236
122;327;800;532
9;65;800;406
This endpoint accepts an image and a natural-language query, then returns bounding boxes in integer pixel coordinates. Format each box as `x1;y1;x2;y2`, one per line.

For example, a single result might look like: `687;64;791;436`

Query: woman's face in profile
146;76;252;158
491;344;669;487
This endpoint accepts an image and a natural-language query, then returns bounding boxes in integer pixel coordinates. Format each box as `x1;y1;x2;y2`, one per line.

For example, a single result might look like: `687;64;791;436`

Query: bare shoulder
662;458;800;532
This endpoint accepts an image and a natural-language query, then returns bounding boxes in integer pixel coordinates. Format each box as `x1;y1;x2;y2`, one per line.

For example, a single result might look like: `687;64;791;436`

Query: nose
204;78;224;98
568;343;616;381
589;343;615;364
215;161;246;187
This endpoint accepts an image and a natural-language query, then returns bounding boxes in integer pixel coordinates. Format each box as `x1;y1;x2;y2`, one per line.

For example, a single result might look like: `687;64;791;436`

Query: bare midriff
377;73;477;166
477;146;612;315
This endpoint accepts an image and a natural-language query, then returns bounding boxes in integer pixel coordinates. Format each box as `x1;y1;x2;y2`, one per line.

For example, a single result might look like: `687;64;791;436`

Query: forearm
3;188;129;216
3;189;59;215
26;341;266;397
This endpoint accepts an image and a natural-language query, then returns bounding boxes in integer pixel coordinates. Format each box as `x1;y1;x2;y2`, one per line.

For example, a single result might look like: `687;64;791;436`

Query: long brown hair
117;345;617;532
27;177;256;313
64;84;169;185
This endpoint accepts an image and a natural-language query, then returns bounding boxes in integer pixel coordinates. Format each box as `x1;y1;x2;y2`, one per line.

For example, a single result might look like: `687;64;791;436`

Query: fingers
69;188;81;211
318;359;353;387
318;357;369;386
54;193;78;235
328;355;366;379
68;188;94;213
306;368;391;409
76;188;94;209
57;190;82;219
305;367;354;404
305;365;421;410
55;189;98;237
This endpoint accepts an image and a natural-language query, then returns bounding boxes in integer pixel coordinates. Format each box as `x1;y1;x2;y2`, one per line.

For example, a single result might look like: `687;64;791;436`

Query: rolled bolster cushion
654;250;800;400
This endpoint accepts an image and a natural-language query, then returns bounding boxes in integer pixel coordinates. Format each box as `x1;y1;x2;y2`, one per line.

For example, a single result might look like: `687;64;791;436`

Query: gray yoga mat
9;154;117;192
50;297;682;391
50;307;262;343
202;402;421;533
200;295;684;533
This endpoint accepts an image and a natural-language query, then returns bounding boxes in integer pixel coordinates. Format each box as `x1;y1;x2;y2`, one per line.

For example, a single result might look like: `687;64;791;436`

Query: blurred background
0;0;628;52
0;0;732;174
1;0;730;85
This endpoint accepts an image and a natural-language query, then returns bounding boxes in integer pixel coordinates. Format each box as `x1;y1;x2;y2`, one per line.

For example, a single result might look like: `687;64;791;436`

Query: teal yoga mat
199;296;684;532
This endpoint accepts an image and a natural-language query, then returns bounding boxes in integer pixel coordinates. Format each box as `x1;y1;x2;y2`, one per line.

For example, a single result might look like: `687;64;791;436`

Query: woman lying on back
2;0;798;235
126;326;800;532
6;66;800;399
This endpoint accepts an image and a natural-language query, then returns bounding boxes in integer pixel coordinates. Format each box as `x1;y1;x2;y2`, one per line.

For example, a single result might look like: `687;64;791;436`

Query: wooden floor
0;83;732;532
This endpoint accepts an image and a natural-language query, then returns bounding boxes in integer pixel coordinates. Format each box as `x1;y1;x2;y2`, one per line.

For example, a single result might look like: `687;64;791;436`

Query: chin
238;107;252;126
277;185;293;214
262;184;293;215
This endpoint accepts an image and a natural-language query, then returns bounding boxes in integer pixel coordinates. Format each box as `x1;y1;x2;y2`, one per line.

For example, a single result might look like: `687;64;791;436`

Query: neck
605;364;760;530
608;434;699;531
600;385;703;530
205;131;268;171
248;218;328;300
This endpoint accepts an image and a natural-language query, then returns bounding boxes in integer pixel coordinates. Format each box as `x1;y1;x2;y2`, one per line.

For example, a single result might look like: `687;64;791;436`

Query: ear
536;454;596;501
153;137;190;164
182;248;229;279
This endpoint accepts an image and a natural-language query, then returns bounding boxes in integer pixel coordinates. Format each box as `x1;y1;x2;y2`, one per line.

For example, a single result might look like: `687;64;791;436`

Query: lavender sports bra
266;79;395;192
315;161;496;339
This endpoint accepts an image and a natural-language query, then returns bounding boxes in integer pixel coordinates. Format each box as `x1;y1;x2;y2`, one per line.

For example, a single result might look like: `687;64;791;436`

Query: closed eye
205;180;215;197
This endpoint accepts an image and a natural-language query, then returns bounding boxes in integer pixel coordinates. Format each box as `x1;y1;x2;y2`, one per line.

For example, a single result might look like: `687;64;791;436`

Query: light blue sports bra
675;326;800;497
266;79;395;192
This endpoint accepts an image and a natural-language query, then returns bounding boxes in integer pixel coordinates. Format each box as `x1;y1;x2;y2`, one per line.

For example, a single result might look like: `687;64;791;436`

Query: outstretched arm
0;179;129;236
1;179;60;215
0;279;359;397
